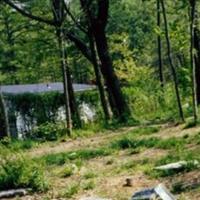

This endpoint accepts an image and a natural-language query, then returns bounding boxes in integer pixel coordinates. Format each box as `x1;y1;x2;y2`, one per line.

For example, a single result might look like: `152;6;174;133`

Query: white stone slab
154;160;199;171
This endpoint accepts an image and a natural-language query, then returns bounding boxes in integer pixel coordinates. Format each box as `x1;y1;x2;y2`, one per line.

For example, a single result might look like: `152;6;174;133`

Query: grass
1;123;200;199
0;156;48;192
82;180;95;190
59;165;76;178
0;137;38;152
62;182;80;198
83;171;97;179
40;148;112;166
145;148;200;178
110;135;187;151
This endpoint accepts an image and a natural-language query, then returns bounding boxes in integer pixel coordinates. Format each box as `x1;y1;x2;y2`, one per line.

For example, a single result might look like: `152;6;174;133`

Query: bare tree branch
2;0;56;26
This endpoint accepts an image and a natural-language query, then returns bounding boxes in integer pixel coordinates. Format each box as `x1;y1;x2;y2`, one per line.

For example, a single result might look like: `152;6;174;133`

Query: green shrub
31;122;66;141
0;156;48;192
0;137;37;152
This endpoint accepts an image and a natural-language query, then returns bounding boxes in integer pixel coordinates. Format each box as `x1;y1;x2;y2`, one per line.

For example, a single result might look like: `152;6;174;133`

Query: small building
0;82;95;138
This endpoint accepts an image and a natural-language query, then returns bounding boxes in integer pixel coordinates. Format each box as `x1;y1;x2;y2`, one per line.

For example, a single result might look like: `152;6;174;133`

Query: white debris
154;160;199;171
0;189;28;198
131;184;176;200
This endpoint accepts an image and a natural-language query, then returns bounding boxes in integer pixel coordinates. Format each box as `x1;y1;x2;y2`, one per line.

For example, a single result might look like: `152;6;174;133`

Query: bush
0;138;36;151
0;156;48;192
31;122;66;141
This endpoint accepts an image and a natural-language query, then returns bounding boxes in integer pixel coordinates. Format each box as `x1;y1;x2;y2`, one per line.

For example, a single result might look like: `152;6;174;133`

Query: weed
83;171;96;179
63;183;79;198
42;153;67;166
0;156;48;192
110;137;159;150
82;180;95;190
59;165;76;178
130;126;160;136
40;148;112;166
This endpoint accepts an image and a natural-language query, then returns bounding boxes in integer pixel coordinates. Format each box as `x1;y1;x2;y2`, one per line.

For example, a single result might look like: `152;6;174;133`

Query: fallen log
0;189;28;199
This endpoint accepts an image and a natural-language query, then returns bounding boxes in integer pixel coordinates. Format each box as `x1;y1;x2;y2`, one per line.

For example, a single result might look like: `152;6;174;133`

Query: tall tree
63;3;112;120
0;90;9;139
160;0;184;122
80;0;130;121
157;0;164;88
189;0;198;122
194;19;200;104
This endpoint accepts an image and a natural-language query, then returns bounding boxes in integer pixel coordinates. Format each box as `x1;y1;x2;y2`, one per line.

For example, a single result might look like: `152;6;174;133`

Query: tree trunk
0;91;9;139
57;30;72;136
189;0;198;122
66;65;82;128
194;27;200;104
94;30;130;121
157;0;164;88
160;0;184;122
88;33;112;120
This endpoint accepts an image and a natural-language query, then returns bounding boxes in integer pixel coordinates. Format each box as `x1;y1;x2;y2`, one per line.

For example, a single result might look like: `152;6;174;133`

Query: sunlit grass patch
0;156;48;192
39;148;112;166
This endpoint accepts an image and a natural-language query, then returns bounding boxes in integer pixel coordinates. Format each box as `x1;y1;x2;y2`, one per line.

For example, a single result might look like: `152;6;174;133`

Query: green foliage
83;171;96;179
59;165;76;178
129;126;160;136
111;137;160;150
32;122;66;141
41;148;112;166
0;156;48;191
111;135;186;151
7;92;64;125
0;137;38;152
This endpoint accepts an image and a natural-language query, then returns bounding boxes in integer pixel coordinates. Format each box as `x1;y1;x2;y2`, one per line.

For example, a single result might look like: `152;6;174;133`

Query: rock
131;184;176;200
154;160;199;171
123;178;133;187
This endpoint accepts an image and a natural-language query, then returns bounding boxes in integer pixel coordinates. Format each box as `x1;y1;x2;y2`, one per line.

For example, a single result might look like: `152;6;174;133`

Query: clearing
7;123;200;200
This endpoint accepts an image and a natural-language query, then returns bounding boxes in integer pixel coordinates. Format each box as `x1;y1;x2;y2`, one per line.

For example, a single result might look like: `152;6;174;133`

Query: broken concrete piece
131;184;176;200
154;160;199;171
0;189;28;198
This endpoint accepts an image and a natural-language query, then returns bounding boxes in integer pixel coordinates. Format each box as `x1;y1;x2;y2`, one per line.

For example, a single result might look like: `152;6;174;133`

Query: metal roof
0;82;96;95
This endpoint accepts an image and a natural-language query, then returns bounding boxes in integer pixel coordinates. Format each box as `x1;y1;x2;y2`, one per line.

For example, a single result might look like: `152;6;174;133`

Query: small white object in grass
154;160;199;171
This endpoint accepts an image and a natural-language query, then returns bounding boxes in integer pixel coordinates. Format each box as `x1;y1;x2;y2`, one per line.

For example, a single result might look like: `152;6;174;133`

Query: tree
156;0;164;88
0;90;9;139
160;0;184;122
80;0;130;121
2;0;77;135
189;0;198;122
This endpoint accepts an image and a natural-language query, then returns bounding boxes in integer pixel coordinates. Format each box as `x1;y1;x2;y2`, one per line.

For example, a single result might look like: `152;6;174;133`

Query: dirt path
27;123;200;158
27;126;137;158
